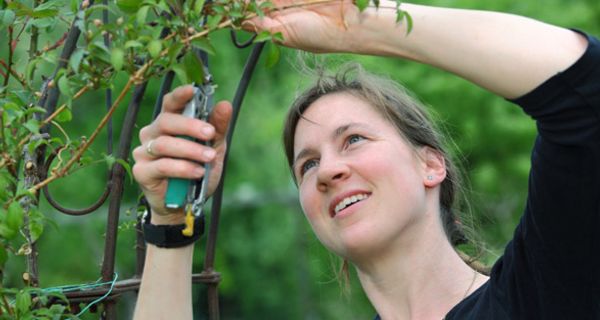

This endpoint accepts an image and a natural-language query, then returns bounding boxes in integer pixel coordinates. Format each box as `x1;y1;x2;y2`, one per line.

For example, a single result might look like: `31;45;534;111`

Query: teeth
334;194;368;215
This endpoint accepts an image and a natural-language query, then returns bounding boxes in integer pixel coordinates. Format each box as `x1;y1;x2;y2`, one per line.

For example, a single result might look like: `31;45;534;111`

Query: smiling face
293;92;437;260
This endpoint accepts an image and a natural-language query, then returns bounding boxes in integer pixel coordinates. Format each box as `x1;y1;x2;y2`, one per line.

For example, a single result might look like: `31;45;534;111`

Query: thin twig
0;60;28;88
41;32;69;54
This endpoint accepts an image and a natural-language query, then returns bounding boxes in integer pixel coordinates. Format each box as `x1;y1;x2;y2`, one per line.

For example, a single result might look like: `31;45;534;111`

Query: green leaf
206;14;222;30
404;11;413;34
58;75;73;97
194;0;206;12
182;51;205;85
110;47;125;71
88;42;112;65
136;5;149;25
190;37;216;56
26;58;42;82
124;40;143;49
167;42;185;65
55;107;72;122
27;208;44;242
7;202;24;231
147;40;162;59
16;290;32;315
7;2;33;17
117;0;142;14
104;154;116;169
70;0;78;14
265;42;280;68
0;10;16;29
171;64;189;85
29;217;44;242
272;32;284;43
69;48;85;73
0;244;8;267
23;119;40;134
0;224;17;239
254;31;272;43
355;0;369;12
115;159;134;183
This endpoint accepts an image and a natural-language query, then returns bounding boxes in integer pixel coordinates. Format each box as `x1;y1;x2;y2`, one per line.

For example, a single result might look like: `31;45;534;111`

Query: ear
419;146;447;188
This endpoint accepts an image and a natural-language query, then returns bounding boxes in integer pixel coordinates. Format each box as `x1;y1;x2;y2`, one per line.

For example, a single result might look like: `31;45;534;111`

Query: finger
133;136;217;163
210;101;233;140
161;85;195;113
139;113;216;143
134;157;206;184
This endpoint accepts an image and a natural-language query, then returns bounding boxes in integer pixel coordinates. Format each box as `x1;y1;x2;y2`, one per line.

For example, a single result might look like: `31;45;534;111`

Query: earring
427;175;433;181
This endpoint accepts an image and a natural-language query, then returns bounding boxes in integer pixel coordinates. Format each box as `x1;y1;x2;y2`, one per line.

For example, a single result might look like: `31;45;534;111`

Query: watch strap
142;210;204;248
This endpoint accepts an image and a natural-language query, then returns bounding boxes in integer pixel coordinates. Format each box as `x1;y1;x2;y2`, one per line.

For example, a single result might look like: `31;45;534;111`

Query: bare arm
251;1;588;98
133;244;194;319
131;86;232;320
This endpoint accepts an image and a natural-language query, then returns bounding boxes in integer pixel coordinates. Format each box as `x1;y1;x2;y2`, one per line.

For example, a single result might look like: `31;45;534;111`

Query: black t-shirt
446;32;600;320
375;32;600;320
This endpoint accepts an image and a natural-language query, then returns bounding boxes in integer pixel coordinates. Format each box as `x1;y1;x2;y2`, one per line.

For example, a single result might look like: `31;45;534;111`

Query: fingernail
201;126;214;137
194;167;204;176
204;149;216;159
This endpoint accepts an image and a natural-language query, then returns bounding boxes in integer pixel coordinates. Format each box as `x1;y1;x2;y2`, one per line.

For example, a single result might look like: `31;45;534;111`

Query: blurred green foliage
1;0;599;319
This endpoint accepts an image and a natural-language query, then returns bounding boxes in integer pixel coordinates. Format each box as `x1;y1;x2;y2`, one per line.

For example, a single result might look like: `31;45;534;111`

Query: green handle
165;177;190;209
165;135;194;209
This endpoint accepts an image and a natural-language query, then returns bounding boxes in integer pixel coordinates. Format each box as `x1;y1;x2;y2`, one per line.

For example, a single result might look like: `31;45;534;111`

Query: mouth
331;193;370;217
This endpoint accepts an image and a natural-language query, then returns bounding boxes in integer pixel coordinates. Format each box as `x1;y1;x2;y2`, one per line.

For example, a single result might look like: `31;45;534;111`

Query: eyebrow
293;122;365;168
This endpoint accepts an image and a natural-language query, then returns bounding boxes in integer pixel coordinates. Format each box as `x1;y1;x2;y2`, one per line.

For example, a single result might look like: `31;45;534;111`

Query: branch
14;85;89;152
0;60;28;88
28;63;152;193
41;32;69;54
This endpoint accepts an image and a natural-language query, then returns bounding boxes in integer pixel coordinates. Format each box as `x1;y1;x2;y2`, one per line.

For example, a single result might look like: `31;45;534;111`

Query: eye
346;134;365;146
300;159;319;176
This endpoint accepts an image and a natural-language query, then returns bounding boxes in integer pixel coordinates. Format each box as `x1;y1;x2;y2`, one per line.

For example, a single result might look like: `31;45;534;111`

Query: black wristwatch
142;209;204;248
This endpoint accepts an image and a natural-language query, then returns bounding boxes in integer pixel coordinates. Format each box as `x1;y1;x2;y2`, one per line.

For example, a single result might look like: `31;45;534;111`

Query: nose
316;155;350;192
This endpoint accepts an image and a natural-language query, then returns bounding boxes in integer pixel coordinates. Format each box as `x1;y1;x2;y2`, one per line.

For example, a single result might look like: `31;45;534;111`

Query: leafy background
1;0;599;318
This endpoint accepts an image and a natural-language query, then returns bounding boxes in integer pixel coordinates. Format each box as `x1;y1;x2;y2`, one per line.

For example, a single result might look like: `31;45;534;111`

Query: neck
352;213;488;320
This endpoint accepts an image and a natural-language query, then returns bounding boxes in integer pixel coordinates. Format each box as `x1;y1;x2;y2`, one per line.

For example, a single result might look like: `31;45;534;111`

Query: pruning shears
164;72;215;237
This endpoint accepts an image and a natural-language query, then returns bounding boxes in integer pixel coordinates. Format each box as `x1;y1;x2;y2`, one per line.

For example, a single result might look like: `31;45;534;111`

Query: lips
330;192;371;217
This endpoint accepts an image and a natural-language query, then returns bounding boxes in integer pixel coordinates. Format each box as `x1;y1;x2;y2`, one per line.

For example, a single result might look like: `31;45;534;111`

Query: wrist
142;209;205;248
150;208;186;225
346;2;416;57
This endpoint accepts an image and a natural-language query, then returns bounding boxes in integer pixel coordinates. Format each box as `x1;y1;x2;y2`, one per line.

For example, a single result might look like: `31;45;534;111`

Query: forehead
293;93;390;150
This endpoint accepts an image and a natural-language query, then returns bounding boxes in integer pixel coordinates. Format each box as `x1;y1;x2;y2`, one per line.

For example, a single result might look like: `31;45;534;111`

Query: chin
335;226;386;260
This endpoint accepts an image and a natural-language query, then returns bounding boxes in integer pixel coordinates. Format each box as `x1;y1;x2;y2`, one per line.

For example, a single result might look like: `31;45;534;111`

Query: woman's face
293;92;437;260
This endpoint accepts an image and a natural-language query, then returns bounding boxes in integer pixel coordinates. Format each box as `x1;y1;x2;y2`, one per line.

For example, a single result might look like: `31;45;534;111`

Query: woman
133;1;599;319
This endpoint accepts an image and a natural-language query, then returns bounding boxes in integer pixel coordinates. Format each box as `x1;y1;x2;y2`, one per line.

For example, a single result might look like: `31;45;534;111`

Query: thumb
210;100;233;141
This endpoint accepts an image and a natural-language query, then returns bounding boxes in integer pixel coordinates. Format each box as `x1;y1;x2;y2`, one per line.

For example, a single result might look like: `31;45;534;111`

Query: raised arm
132;86;232;319
251;1;588;98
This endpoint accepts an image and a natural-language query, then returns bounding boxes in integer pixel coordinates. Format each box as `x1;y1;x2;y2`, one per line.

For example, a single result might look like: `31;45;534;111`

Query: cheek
299;184;319;220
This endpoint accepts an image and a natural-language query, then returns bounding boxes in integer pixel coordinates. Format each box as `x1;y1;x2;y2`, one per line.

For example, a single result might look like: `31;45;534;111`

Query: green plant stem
3;27;13;87
28;0;42;80
0;109;5;153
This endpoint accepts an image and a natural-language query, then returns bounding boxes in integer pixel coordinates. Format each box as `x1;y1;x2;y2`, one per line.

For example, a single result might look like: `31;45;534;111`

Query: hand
132;85;232;224
246;0;362;53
